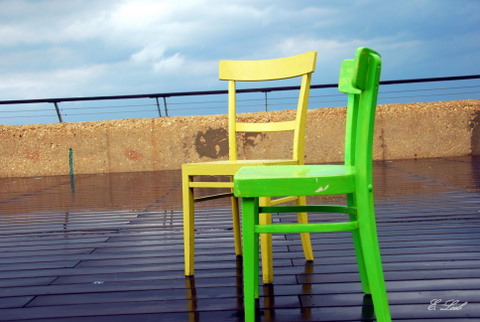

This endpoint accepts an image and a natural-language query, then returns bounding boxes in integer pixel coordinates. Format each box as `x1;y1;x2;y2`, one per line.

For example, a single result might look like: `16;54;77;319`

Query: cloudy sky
0;0;479;101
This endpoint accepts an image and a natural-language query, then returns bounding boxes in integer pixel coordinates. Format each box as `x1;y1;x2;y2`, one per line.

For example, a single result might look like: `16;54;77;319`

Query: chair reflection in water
182;51;318;284
234;47;391;321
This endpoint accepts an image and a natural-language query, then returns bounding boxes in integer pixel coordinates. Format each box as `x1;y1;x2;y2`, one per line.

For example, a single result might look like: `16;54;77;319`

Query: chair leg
356;194;391;322
242;197;260;322
231;196;242;256
351;228;370;293
260;197;274;284
182;171;195;277
358;231;391;322
296;196;314;261
348;193;370;294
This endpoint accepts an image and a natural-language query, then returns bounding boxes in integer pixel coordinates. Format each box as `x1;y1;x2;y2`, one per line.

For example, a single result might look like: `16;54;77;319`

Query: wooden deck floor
1;156;480;321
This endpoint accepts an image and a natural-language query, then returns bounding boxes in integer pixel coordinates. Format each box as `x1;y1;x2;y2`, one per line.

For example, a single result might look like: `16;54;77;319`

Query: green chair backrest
339;47;382;186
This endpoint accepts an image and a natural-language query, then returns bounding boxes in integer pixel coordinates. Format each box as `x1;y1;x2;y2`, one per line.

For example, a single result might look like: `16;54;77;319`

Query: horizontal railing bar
379;74;480;85
0;74;478;106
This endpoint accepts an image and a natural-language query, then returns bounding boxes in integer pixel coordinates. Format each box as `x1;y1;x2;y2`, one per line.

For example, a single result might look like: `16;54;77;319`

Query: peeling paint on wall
195;128;228;159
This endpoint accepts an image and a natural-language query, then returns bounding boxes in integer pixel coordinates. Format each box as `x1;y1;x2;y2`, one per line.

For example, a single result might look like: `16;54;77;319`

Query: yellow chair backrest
218;51;317;162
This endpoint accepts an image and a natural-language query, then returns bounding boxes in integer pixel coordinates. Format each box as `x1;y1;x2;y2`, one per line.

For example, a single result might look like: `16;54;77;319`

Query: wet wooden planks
0;156;480;321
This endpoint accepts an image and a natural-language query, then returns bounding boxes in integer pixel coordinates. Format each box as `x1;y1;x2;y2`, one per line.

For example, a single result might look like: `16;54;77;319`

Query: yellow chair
182;51;317;283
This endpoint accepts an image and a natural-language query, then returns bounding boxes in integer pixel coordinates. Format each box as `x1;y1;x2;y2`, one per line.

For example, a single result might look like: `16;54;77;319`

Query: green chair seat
234;164;356;197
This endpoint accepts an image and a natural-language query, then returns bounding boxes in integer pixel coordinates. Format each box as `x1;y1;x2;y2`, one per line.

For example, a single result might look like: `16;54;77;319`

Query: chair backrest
338;47;382;184
219;51;317;162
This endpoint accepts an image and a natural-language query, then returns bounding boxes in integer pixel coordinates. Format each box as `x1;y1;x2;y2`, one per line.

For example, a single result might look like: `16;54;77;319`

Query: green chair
234;47;391;321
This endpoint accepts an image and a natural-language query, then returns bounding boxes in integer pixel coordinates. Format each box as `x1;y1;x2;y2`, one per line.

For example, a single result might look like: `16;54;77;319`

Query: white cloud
130;44;186;75
130;44;186;74
0;65;106;99
0;0;117;45
153;53;185;73
111;1;171;27
131;45;167;64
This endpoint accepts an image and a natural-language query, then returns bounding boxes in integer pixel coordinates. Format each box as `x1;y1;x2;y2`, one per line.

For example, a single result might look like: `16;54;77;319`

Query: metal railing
0;74;479;125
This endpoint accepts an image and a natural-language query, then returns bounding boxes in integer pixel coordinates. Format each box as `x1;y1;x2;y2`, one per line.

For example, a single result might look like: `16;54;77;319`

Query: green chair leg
356;192;391;322
242;197;260;321
359;232;391;321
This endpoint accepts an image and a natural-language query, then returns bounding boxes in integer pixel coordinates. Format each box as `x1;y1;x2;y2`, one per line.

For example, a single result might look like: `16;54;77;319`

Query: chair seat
234;164;356;197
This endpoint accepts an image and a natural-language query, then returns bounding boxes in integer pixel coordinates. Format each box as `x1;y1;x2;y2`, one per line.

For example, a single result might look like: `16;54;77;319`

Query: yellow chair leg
182;171;195;277
231;196;242;256
260;197;274;284
296;196;314;261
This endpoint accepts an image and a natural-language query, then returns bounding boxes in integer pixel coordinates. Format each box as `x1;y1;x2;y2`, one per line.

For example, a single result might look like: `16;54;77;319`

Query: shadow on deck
1;156;480;321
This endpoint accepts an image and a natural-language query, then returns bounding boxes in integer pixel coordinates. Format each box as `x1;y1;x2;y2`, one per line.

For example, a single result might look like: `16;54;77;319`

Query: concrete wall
1;99;479;178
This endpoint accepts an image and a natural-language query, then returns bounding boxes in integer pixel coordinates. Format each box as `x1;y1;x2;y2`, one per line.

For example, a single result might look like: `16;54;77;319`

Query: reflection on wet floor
0;156;480;321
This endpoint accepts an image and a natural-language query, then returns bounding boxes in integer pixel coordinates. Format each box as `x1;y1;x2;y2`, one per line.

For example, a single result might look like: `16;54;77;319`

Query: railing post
264;91;268;112
163;97;169;117
154;97;162;117
53;102;63;122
